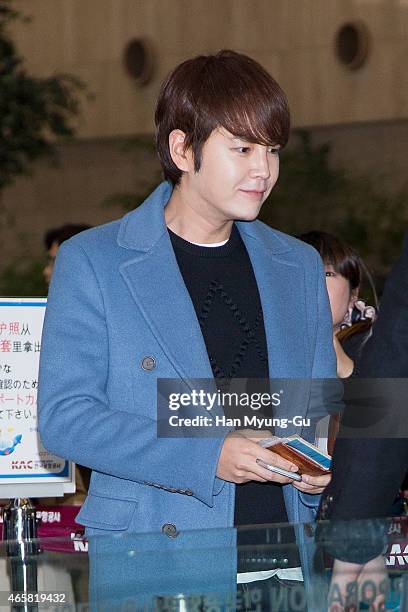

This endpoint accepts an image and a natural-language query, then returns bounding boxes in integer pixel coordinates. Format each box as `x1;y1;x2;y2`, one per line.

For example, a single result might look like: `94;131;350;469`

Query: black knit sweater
169;224;289;527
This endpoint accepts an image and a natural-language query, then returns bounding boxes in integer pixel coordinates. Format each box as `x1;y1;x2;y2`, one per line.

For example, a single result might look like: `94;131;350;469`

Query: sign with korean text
0;298;74;496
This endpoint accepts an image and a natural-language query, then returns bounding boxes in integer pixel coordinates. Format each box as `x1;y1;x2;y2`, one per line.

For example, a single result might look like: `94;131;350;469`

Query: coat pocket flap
75;493;137;531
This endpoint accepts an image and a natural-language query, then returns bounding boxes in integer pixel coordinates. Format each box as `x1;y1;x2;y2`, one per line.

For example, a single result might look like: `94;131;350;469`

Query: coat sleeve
38;239;226;508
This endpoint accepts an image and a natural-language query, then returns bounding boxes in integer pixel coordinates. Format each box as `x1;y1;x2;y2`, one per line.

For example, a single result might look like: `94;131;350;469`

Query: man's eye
268;147;280;155
325;271;336;277
236;147;251;153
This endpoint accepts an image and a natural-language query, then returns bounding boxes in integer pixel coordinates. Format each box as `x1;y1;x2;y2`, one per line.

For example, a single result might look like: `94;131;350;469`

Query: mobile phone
256;458;303;482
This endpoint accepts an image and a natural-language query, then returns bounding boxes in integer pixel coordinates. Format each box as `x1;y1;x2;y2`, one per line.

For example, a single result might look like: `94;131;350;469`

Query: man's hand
216;430;299;484
328;556;388;611
292;472;331;495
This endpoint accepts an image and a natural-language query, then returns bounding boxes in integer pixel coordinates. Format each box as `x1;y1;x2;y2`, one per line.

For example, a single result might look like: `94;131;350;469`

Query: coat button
141;356;156;371
162;523;178;538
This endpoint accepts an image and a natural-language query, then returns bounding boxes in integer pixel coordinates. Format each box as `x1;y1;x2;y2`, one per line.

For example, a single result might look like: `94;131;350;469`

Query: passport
259;435;331;477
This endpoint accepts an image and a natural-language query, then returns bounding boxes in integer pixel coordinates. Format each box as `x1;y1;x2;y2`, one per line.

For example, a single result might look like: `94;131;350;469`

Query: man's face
182;127;280;224
43;241;59;285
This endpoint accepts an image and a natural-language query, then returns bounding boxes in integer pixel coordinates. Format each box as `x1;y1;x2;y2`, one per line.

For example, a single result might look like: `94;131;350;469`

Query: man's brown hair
155;50;290;185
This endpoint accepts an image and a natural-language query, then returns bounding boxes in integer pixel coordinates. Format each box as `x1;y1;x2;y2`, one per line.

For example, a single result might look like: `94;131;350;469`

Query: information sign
0;298;74;498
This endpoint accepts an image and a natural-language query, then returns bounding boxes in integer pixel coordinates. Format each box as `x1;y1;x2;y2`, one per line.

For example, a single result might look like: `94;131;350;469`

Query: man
38;50;336;602
318;235;408;610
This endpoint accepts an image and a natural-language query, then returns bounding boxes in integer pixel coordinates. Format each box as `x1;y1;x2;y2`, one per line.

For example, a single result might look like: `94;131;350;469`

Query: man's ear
168;129;193;173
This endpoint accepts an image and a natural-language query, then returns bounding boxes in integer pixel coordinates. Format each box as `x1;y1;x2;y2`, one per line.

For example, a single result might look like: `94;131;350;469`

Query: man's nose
250;149;271;179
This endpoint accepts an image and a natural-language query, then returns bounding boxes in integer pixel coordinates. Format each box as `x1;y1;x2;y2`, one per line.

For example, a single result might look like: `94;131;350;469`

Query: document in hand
259;435;331;476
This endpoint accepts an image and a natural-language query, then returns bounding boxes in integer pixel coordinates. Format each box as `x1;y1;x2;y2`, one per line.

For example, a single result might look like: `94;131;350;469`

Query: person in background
42;222;91;505
317;235;408;610
43;224;91;285
299;231;377;378
302;232;408;513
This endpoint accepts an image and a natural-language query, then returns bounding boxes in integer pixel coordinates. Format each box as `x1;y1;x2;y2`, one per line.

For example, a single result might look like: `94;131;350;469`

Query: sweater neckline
168;224;241;258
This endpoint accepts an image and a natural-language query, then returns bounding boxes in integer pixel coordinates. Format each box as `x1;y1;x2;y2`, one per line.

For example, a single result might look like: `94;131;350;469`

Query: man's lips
239;189;266;198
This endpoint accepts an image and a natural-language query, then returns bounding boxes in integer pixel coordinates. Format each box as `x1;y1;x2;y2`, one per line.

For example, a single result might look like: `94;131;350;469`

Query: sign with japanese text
0;298;74;497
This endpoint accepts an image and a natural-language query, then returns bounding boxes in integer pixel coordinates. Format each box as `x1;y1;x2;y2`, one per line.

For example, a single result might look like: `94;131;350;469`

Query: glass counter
1;514;406;611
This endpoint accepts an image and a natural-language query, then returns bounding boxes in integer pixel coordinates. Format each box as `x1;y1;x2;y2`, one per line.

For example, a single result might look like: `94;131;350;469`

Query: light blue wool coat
38;181;337;604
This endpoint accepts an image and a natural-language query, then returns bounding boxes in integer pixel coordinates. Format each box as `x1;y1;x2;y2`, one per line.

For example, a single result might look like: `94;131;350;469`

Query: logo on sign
11;459;32;470
0;433;22;456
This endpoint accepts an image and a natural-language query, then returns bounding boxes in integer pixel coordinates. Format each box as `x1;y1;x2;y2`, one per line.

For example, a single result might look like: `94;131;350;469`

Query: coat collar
117;181;293;256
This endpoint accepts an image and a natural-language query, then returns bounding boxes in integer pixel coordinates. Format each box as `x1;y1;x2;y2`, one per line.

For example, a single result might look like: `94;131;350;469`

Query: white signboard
0;298;74;498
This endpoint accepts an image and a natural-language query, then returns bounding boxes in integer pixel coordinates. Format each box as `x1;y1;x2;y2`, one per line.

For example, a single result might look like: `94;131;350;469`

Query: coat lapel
237;223;312;433
119;232;213;381
117;182;213;384
237;224;310;378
